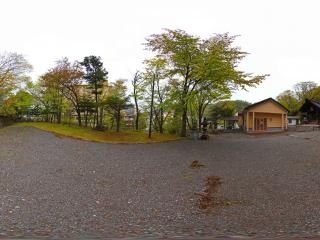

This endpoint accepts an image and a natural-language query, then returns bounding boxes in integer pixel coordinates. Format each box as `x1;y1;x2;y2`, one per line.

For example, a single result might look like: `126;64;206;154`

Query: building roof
300;99;320;112
287;116;300;119
221;116;240;121
243;98;289;113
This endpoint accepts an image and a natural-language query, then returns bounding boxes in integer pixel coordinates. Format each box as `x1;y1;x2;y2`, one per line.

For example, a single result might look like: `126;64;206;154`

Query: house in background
240;98;289;133
287;116;300;126
299;99;320;124
221;113;241;130
123;107;135;129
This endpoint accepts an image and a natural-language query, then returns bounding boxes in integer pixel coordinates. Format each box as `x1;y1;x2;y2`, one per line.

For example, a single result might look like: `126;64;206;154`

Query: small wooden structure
221;116;240;130
287;116;300;126
241;98;288;133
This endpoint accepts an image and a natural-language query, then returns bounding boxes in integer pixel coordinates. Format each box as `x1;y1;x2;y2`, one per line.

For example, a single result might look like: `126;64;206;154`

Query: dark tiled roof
221;116;240;121
243;98;289;113
300;99;320;112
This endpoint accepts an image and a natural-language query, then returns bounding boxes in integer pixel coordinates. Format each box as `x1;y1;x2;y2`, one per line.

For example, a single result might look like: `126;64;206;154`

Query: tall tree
190;81;230;131
294;81;317;102
80;56;108;129
105;79;130;132
143;58;167;137
131;71;142;131
233;100;251;113
79;94;95;127
12;90;35;118
276;90;300;115
42;58;84;125
153;73;171;134
0;52;32;114
27;81;54;122
145;29;266;136
38;74;65;123
209;100;237;123
208;100;251;124
310;86;320;101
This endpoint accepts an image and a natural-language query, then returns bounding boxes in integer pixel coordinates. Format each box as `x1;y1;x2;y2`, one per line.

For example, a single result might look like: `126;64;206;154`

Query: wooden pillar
252;112;255;132
285;114;288;130
281;114;284;130
246;111;249;131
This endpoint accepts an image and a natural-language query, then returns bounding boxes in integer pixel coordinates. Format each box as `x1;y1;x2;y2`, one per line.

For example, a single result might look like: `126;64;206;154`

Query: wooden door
255;118;267;131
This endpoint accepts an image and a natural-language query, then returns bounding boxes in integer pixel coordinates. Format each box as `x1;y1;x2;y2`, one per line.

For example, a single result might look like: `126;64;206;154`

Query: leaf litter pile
195;176;222;209
190;160;244;210
190;160;205;169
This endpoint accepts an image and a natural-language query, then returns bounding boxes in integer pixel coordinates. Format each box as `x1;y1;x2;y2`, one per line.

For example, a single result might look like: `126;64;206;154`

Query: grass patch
15;122;181;143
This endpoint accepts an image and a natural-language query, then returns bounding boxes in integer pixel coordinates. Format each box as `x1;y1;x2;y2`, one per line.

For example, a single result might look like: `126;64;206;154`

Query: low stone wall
289;124;320;132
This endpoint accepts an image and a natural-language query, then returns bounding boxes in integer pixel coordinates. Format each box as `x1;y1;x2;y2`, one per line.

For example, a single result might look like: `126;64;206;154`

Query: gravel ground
1;126;320;239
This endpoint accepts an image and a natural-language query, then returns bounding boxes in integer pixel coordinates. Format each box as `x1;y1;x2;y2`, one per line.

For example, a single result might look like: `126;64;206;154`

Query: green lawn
15;122;181;143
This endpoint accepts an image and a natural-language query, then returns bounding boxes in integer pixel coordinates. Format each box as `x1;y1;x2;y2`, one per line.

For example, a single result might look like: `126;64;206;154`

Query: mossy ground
15;122;181;143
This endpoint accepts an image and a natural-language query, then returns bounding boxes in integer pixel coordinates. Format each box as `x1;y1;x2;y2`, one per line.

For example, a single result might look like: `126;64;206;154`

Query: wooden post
246;111;249;131
285;114;287;130
252;112;255;132
281;114;284;130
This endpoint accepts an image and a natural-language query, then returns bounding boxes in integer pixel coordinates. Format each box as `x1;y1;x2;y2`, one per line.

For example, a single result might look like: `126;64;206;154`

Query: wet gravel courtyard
1;126;320;239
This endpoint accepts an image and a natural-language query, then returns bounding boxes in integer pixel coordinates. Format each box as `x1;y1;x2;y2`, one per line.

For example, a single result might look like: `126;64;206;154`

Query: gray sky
1;0;320;103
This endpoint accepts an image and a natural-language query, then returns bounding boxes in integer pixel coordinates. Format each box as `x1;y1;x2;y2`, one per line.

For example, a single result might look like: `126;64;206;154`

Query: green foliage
165;114;182;135
208;100;251;121
294;81;317;102
0;95;16;116
131;71;143;131
41;58;84;125
80;56;108;88
13;90;35;117
142;58;172;134
0;52;32;116
105;79;130;132
0;30;269;134
15;122;180;143
276;90;300;115
233;100;252;113
145;29;267;136
277;81;319;115
310;86;320;101
0;52;32;93
80;56;108;128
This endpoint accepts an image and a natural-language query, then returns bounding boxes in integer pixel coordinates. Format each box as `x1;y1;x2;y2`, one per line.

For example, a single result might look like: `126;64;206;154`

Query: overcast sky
1;0;320;103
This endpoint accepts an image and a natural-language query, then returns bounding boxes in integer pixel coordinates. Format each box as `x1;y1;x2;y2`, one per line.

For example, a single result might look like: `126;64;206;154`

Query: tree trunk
134;87;139;131
116;110;121;132
94;82;99;128
110;118;114;130
180;78;189;137
95;93;99;128
159;107;164;134
84;111;88;127
148;77;155;138
76;108;82;126
57;110;61;124
180;107;187;137
135;106;139;131
198;108;202;131
133;71;140;131
99;107;103;128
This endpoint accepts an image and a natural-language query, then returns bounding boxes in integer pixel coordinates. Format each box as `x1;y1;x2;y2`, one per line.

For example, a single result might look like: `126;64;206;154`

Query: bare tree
0;52;32;97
